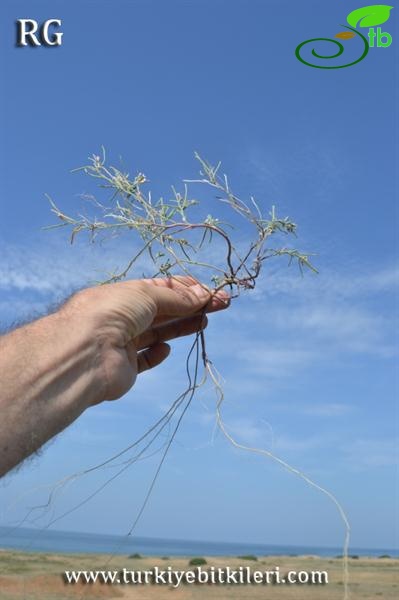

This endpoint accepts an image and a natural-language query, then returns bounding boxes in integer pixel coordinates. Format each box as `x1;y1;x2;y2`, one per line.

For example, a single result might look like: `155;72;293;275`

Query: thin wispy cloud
274;433;334;454
300;402;355;418
244;141;346;203
0;237;146;295
251;264;399;301
343;438;399;470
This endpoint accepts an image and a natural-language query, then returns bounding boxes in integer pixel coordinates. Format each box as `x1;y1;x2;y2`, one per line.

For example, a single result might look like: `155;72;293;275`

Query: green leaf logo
347;5;393;28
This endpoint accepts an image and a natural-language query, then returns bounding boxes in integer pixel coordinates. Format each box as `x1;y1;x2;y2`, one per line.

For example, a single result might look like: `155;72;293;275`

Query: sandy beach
0;549;397;599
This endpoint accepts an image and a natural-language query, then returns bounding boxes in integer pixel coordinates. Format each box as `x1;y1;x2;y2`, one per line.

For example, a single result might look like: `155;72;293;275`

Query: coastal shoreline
0;548;397;599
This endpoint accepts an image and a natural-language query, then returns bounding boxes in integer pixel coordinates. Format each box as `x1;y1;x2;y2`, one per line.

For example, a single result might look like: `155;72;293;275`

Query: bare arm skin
0;277;229;477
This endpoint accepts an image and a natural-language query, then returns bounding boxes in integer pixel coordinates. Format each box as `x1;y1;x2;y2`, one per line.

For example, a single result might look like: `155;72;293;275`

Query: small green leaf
347;4;393;28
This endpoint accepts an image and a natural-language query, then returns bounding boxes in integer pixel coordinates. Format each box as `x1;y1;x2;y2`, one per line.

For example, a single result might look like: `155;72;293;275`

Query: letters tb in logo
16;19;63;47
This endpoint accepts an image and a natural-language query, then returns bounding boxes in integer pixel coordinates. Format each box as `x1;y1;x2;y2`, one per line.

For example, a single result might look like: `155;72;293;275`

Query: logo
295;4;393;68
16;19;63;47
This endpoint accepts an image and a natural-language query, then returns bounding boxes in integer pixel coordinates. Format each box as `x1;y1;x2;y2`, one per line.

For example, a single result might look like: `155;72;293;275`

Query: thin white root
205;359;350;600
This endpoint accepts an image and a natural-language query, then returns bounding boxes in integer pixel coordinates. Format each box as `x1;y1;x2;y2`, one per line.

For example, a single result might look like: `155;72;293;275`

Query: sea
0;526;397;558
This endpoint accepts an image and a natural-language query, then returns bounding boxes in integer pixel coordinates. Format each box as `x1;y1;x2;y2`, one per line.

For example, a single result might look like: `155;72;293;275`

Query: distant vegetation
188;557;207;566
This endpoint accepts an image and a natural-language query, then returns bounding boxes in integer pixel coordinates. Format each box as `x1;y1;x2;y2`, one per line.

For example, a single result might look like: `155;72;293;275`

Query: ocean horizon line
0;525;398;558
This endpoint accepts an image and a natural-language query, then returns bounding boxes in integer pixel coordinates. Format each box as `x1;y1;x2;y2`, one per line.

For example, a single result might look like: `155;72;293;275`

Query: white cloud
213;416;335;457
251;264;399;301
0;236;397;365
274;433;332;454
280;304;395;357
239;344;316;377
0;236;150;297
219;416;275;447
343;438;399;470
243;141;346;204
300;402;354;418
216;261;398;360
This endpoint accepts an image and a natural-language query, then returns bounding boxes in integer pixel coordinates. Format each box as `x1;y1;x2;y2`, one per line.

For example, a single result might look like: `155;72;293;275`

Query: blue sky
0;0;397;552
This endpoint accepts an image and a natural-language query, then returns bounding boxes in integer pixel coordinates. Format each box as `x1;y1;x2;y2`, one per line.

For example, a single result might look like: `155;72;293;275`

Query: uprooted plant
17;149;350;598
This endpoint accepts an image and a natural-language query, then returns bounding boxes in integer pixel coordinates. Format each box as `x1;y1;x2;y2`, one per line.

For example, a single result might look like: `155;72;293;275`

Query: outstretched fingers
144;277;230;321
137;314;207;350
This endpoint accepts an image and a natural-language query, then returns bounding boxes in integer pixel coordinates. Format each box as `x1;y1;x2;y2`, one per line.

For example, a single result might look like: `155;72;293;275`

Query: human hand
64;277;230;403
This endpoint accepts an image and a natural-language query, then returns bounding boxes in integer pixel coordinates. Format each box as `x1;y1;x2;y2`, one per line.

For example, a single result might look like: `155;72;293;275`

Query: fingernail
192;284;210;300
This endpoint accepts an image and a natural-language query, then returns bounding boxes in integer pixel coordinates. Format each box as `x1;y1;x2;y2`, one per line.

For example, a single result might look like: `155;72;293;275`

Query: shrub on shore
188;557;207;566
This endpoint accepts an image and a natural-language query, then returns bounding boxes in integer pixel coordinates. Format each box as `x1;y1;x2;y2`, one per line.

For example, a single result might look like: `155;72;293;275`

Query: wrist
55;303;107;408
0;306;106;475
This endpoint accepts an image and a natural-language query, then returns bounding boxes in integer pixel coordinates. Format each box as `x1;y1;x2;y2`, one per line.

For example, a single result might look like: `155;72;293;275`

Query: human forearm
0;278;229;477
0;307;104;476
